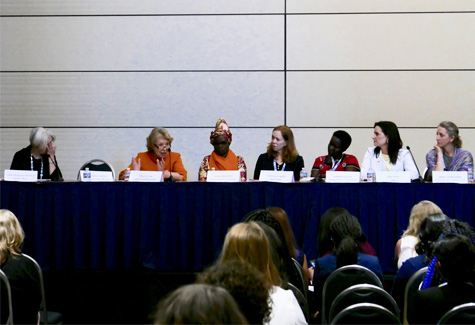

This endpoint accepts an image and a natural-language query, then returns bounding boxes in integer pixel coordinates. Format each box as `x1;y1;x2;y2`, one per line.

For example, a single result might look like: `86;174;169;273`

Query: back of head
318;207;352;256
438;121;462;148
153;283;248;324
435;234;475;283
266;206;298;259
0;209;25;264
403;200;443;237
416;213;449;255
219;222;281;286
333;130;352;152
330;215;363;267
197;261;271;324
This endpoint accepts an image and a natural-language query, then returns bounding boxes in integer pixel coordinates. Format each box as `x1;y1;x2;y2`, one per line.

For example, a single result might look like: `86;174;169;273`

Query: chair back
322;264;383;324
291;257;307;297
285;282;310;322
329;283;400;323
77;159;115;180
438;302;475;325
331;302;401;324
0;269;14;325
403;266;428;324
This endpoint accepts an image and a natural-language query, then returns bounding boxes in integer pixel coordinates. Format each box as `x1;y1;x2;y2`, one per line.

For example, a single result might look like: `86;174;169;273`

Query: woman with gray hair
425;121;473;181
10;127;63;181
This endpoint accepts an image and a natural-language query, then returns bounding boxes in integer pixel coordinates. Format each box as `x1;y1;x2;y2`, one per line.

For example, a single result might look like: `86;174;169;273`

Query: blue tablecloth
1;181;473;272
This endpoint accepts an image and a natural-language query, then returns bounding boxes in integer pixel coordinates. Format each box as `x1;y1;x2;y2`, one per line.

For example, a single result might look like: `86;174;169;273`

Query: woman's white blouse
360;147;419;180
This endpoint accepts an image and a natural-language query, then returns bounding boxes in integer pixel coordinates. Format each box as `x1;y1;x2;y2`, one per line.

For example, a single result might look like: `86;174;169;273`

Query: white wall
1;1;474;181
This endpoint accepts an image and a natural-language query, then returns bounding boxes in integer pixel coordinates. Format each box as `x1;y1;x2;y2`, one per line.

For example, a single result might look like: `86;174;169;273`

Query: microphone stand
164;148;176;183
407;146;424;183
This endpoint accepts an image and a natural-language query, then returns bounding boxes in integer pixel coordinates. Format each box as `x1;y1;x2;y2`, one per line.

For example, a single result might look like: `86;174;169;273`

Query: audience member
0;209;42;325
425;121;474;181
10;127;63;181
394;200;443;268
253;125;305;181
198;260;271;324
153;283;248;324
198;118;247;181
119;127;187;181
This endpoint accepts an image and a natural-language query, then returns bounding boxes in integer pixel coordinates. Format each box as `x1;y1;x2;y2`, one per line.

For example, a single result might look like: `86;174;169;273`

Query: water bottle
367;166;375;183
468;168;474;184
124;167;131;181
300;167;308;180
83;167;91;182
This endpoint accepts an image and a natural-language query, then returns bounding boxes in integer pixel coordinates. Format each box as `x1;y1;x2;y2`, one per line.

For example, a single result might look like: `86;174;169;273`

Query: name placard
432;171;468;184
128;170;163;182
207;170;241;183
376;171;411;183
79;170;114;182
4;170;38;182
326;171;361;183
259;170;294;183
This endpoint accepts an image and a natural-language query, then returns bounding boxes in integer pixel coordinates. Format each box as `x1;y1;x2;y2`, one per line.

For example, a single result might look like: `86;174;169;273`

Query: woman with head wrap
198;119;247;181
311;130;360;180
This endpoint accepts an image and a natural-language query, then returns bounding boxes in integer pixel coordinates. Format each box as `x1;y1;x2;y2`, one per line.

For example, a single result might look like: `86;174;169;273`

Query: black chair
438;302;475;325
291;257;307;297
22;254;63;325
0;269;14;325
404;266;428;324
329;283;400;324
331;302;401;324
77;159;115;180
285;282;310;323
322;265;383;324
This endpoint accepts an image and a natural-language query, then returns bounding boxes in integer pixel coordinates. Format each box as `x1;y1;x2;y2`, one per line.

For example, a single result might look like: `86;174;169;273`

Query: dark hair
434;234;475;283
374;121;402;164
266;125;299;163
415;213;449;255
333;130;352;152
198;261;272;324
153;283;248;324
438;121;462;148
329;214;364;268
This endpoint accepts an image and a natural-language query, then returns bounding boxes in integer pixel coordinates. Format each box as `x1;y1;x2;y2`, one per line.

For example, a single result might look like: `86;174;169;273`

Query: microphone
164;148;176;183
406;146;424;183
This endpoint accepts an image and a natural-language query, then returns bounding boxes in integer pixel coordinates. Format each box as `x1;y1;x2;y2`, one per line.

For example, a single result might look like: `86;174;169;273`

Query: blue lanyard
331;155;344;171
31;155;44;179
273;159;286;171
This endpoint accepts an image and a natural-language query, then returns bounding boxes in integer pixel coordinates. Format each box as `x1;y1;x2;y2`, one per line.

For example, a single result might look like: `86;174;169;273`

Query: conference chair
438;302;475;324
331;302;401;325
285;282;310;323
22;254;63;325
322;265;383;324
291;257;307;297
77;159;116;180
0;269;14;325
403;266;428;324
328;283;400;324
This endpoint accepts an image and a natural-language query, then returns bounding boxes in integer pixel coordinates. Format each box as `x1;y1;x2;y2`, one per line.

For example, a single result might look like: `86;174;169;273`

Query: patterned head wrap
210;118;232;144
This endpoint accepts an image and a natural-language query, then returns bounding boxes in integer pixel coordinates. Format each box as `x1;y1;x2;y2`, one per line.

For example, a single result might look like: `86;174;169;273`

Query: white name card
326;171;361;183
432;171;468;184
128;170;163;182
259;170;294;183
376;171;411;183
4;170;38;182
79;170;114;182
207;170;241;183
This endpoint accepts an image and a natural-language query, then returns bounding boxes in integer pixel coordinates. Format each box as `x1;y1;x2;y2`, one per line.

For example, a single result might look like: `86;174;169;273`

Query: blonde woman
0;209;42;324
394;201;443;268
220;222;306;325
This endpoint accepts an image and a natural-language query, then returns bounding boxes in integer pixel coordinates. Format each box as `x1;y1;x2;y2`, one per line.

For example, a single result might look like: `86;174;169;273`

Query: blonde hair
146;128;174;152
0;209;25;264
219;222;281;286
402;201;443;237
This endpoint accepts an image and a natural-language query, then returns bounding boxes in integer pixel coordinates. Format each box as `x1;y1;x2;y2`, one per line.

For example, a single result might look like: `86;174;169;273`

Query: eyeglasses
154;143;170;150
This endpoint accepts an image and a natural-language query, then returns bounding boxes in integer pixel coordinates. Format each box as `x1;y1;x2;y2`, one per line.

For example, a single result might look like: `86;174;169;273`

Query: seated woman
254;125;305;181
219;222;307;325
153;283;248;324
425;121;474;182
198;118;247;182
10;127;63;181
119;128;187;181
394;200;443;269
0;209;42;325
311;130;360;181
413;234;475;324
360;121;419;181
